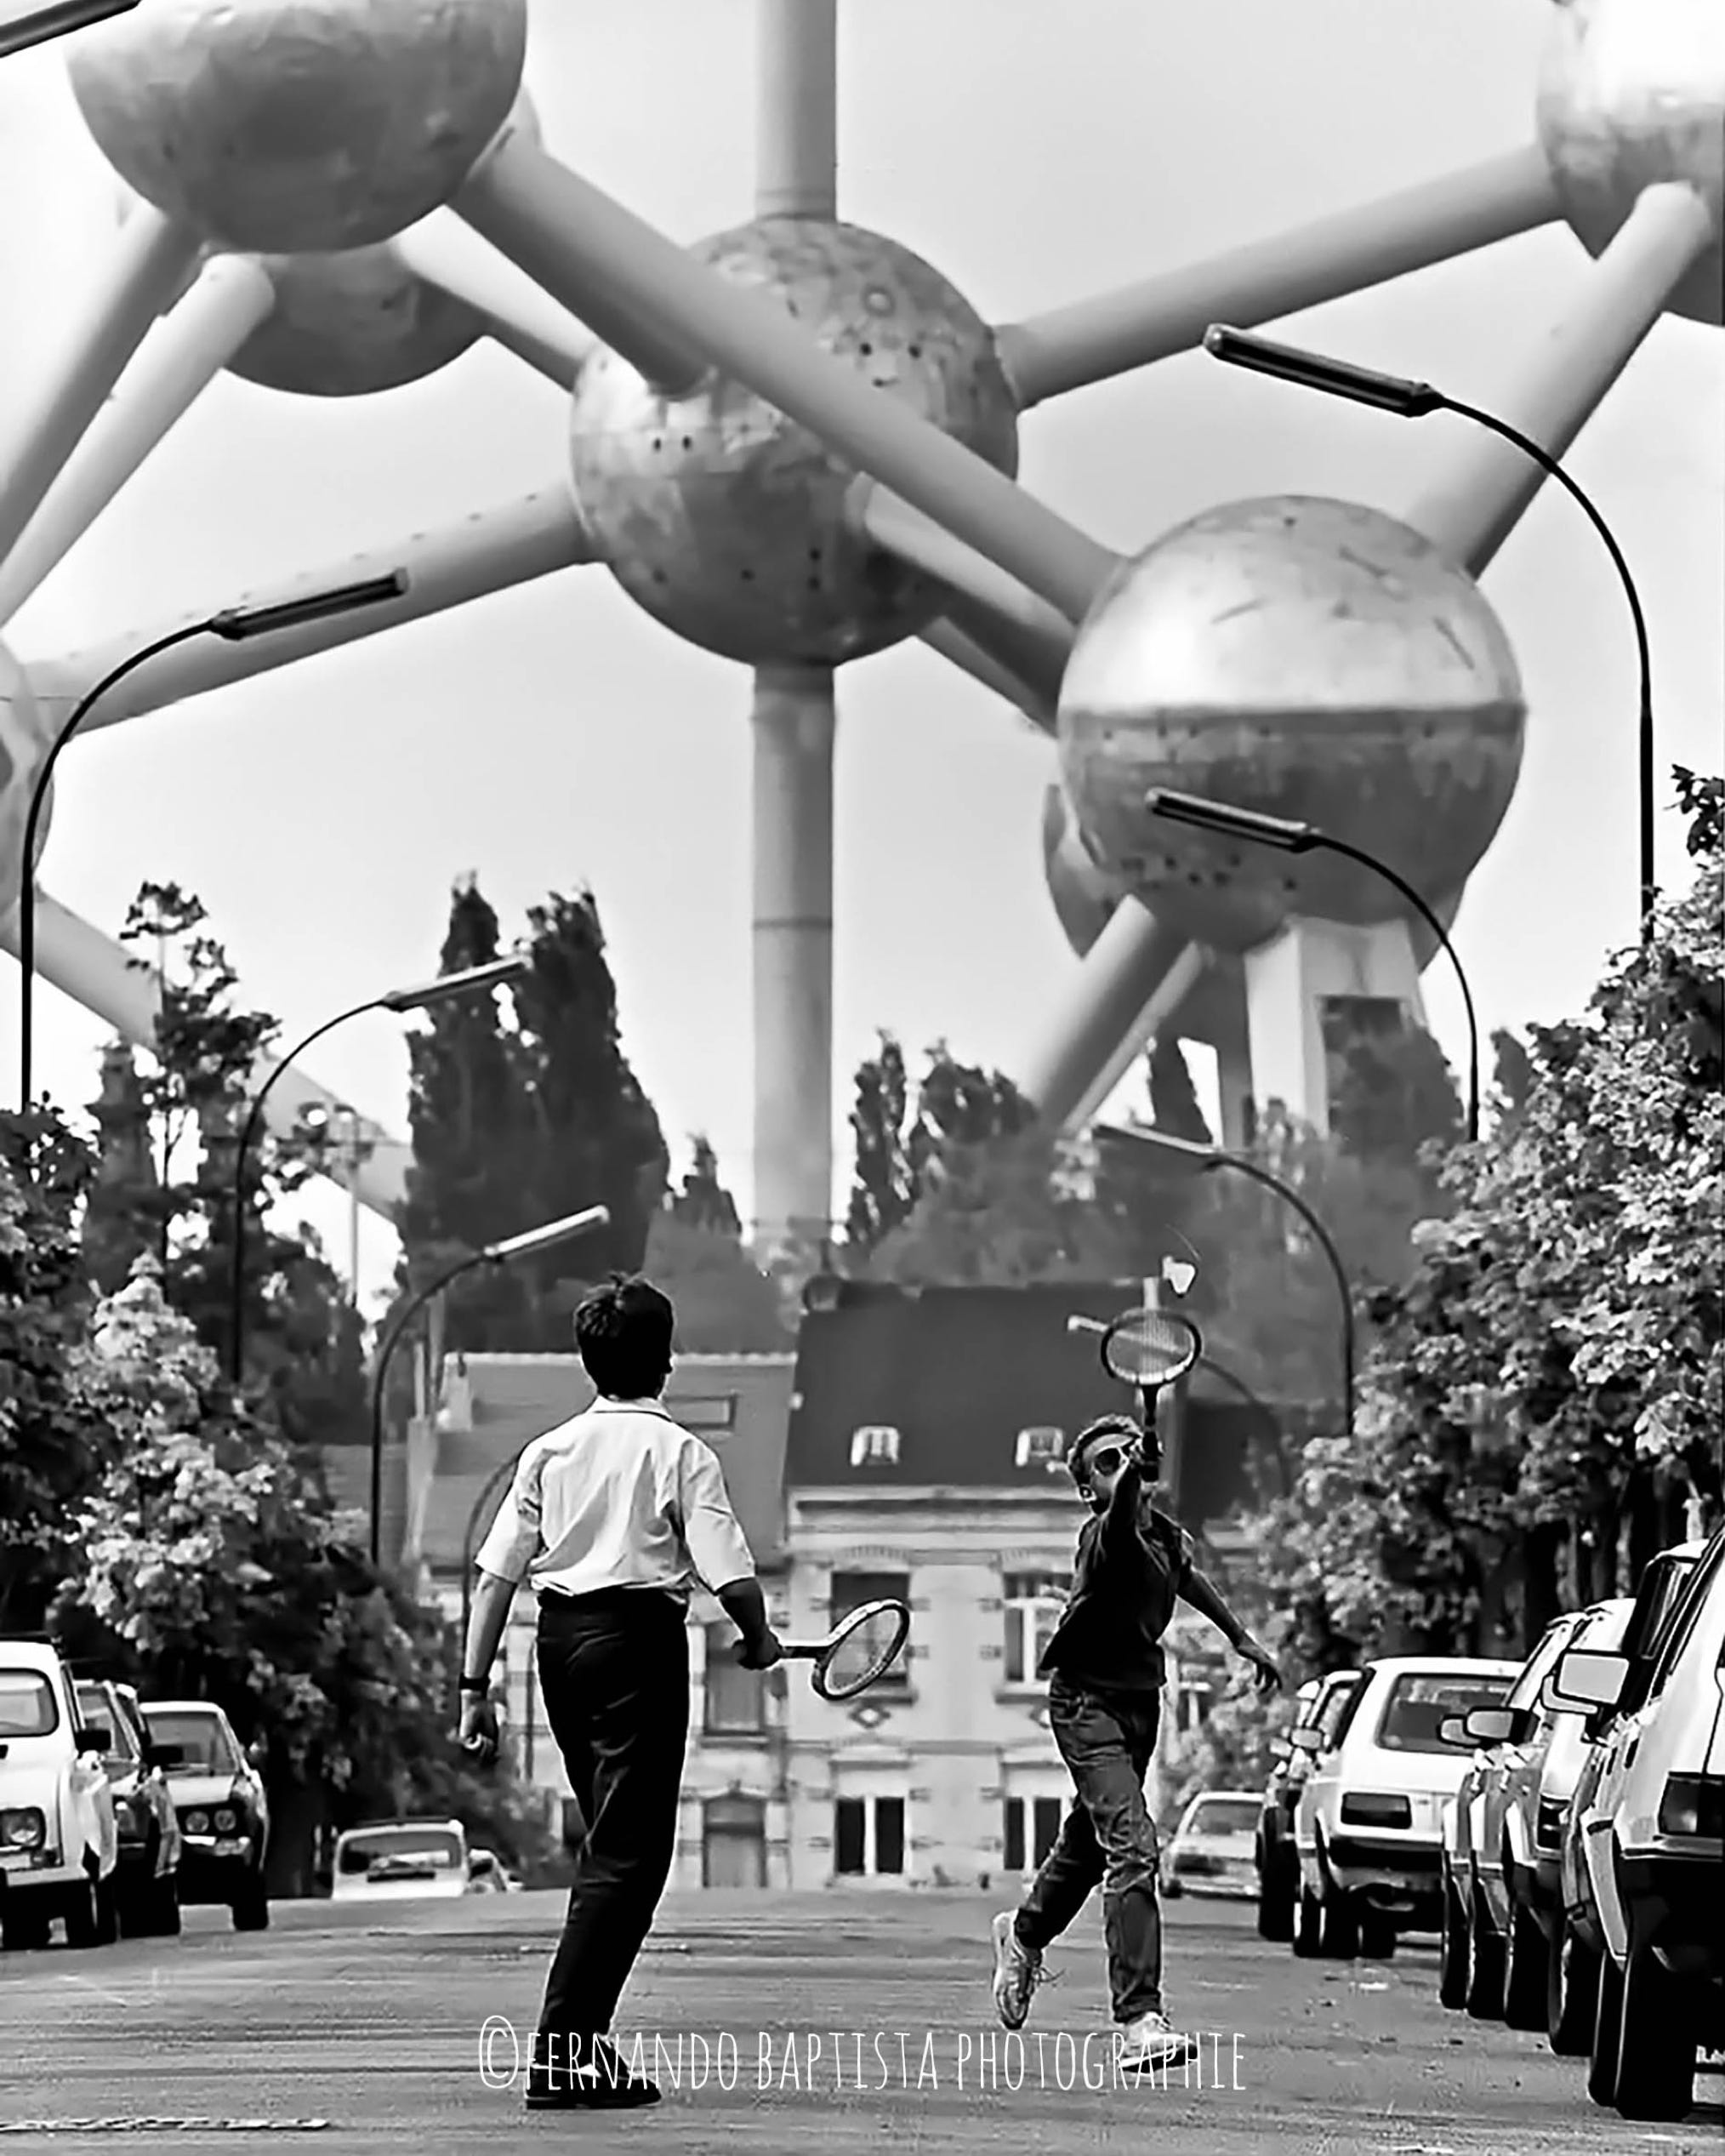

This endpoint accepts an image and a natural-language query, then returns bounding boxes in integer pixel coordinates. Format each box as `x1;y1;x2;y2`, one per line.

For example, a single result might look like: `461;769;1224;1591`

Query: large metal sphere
0;647;54;929
1536;0;1725;327
1057;497;1526;955
225;247;480;395
568;217;1020;666
68;0;527;255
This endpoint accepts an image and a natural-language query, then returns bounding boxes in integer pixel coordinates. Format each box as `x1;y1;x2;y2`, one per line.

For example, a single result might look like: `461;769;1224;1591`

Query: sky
0;0;1720;1322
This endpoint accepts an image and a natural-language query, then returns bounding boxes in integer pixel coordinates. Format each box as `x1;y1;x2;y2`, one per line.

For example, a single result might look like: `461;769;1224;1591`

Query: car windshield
1376;1673;1512;1754
0;1672;58;1738
76;1685;138;1761
1188;1797;1259;1835
144;1711;240;1772
337;1828;464;1875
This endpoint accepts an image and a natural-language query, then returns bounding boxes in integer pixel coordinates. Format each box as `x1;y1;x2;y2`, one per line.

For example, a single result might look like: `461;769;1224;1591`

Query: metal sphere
1057;496;1526;955
0;647;54;928
567;216;1020;666
1535;0;1725;327
68;0;527;255
225;248;480;396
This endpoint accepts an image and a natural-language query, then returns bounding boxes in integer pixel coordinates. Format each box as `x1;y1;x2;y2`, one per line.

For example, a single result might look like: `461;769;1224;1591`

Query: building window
830;1571;910;1691
1003;1571;1070;1685
833;1794;905;1876
1003;1795;1064;1872
702;1795;766;1888
703;1623;766;1734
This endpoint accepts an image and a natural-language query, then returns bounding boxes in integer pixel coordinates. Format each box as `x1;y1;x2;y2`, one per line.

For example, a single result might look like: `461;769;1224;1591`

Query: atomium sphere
0;647;54;927
1535;0;1725;327
568;217;1021;667
1041;780;1125;956
1056;496;1526;955
68;0;528;256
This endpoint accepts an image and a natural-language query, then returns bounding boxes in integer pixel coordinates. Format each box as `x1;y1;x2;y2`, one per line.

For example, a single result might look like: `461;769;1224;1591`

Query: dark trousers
533;1588;690;2055
1016;1677;1165;2022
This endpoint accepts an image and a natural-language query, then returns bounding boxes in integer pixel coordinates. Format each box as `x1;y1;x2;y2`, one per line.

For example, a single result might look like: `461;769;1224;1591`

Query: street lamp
224;950;530;1384
1143;784;1481;1144
0;0;137;58
367;1206;611;1568
1096;1120;1355;1434
1203;324;1655;936
15;573;408;1109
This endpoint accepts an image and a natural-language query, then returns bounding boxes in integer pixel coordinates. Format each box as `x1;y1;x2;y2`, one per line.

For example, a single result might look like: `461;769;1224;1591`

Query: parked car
1163;1789;1261;1899
0;1640;118;1951
1552;1521;1725;2123
330;1819;472;1902
464;1847;519;1892
1291;1655;1518;1960
75;1678;182;1938
139;1701;270;1931
1548;1538;1706;2059
1255;1669;1362;1942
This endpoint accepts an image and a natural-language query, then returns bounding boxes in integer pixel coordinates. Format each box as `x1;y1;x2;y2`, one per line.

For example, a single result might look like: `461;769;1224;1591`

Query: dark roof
413;1353;794;1571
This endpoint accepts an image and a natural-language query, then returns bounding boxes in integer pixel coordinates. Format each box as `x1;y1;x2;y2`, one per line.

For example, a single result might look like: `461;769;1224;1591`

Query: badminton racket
1067;1306;1202;1389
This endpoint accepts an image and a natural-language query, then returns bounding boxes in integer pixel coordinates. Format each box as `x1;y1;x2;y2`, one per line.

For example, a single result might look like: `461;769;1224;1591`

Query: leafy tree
642;1211;791;1352
1328;1018;1463;1176
81;1041;159;1294
671;1135;742;1239
845;1033;914;1254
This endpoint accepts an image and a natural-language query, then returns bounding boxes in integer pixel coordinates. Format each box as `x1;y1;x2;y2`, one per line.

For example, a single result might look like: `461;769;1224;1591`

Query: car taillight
1657;1775;1724;1840
1534;1798;1567;1848
0;1808;46;1849
1340;1792;1412;1829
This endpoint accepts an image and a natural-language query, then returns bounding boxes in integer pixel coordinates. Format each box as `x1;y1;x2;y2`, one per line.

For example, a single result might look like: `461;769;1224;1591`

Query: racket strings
820;1606;910;1699
1104;1309;1200;1386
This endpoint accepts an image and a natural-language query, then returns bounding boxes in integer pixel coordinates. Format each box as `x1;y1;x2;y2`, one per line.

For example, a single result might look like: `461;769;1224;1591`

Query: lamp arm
1221;1150;1356;1435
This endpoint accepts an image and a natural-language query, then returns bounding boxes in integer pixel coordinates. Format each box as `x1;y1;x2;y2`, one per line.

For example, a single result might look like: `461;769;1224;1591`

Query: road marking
0;2121;332;2136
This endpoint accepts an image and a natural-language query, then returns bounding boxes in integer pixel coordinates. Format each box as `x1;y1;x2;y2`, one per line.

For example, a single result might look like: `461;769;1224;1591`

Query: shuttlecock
1161;1256;1197;1297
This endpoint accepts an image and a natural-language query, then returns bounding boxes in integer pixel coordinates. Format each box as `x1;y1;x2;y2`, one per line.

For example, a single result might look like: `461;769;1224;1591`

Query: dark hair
574;1274;675;1399
1065;1412;1149;1486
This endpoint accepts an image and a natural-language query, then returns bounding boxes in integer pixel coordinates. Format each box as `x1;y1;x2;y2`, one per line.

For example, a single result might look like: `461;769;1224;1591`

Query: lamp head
1204;326;1444;419
209;573;407;642
379;951;529;1014
484;1205;610;1263
1143;786;1318;854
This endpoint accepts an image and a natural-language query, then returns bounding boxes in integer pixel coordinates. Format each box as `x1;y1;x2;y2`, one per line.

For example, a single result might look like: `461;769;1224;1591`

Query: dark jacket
1038;1462;1195;1693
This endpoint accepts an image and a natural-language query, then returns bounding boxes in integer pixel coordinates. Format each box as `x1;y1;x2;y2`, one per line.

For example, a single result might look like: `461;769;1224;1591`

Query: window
703;1623;767;1734
850;1425;900;1468
1316;1674;1363;1748
1003;1571;1070;1685
140;1709;239;1772
0;1672;57;1739
830;1571;910;1691
833;1795;905;1876
76;1684;135;1760
1375;1673;1512;1754
1507;1621;1578;1714
336;1826;464;1876
1014;1426;1065;1469
1646;1534;1725;1701
702;1795;766;1889
1003;1795;1063;1872
1187;1795;1261;1838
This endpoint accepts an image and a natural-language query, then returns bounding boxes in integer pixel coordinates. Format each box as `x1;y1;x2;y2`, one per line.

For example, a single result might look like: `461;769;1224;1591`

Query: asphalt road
1;1888;1718;2153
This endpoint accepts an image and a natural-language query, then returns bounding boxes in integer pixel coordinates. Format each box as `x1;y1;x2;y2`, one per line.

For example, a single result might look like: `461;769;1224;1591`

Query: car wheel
1358;1908;1397;1960
1293;1883;1323;1959
1318;1885;1358;1959
231;1873;270;1931
61;1879;102;1951
1257;1854;1295;1943
1438;1866;1469;2010
1;1902;52;1953
1613;1933;1696;2122
1464;1879;1505;2020
1501;1896;1547;2030
1586;1950;1625;2108
1548;1912;1598;2057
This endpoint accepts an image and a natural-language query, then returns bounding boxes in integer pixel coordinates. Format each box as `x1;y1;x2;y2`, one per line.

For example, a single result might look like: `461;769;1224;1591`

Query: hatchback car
0;1640;118;1951
1255;1669;1361;1941
140;1700;270;1931
75;1678;182;1938
1163;1789;1260;1899
1292;1655;1518;1959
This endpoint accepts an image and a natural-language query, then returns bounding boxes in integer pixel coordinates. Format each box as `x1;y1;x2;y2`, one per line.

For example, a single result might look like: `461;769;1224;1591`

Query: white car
0;1640;120;1951
1163;1789;1260;1899
330;1818;473;1902
1292;1655;1519;1960
1551;1520;1725;2124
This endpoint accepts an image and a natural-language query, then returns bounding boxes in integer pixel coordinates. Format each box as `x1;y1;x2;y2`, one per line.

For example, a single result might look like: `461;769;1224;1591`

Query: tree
672;1135;742;1238
845;1032;914;1254
1328;1018;1463;1176
81;1041;158;1294
641;1212;791;1351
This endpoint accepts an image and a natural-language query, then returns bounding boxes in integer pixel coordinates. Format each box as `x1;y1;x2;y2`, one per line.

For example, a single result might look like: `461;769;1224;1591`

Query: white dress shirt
474;1395;756;1602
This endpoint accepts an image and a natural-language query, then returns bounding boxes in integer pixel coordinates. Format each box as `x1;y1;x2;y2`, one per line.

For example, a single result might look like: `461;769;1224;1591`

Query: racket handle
1067;1315;1106;1336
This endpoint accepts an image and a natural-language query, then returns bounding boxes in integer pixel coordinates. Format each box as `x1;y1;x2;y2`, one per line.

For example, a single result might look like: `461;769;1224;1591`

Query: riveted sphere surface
1042;781;1127;955
568;217;1021;666
1057;496;1526;955
0;646;54;927
1536;0;1724;327
68;0;527;255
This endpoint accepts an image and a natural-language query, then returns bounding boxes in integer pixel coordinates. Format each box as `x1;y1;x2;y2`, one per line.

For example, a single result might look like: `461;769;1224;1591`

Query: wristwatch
458;1676;489;1695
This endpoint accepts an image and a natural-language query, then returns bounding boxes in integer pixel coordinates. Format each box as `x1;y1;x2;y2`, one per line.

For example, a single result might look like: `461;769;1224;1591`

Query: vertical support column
1241;915;1424;1133
751;664;835;1253
755;0;838;219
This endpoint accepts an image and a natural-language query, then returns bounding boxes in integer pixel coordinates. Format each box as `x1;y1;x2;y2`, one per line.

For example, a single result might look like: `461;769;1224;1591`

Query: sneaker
525;2037;662;2110
1114;2011;1199;2076
990;1910;1050;2030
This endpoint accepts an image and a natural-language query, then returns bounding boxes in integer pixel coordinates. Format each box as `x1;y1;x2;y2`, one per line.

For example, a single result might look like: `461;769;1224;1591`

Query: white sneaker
1114;2011;1199;2074
989;1911;1051;2030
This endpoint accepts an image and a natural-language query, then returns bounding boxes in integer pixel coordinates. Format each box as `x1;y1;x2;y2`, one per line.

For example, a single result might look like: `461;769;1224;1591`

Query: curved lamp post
1143;784;1481;1143
0;0;137;57
16;573;407;1109
1203;325;1655;937
1096;1120;1355;1435
367;1204;611;1567
224;950;529;1384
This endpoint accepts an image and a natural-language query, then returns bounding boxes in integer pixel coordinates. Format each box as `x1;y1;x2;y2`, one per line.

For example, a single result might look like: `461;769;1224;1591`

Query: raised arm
1181;1559;1282;1692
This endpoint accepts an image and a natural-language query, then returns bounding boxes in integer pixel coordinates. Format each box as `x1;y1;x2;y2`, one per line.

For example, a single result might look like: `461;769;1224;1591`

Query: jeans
1016;1677;1164;2022
532;1588;690;2056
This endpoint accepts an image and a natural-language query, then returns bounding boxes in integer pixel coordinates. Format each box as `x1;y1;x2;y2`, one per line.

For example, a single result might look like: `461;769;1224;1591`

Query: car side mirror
144;1742;184;1771
1289;1727;1323;1754
1464;1707;1517;1745
1548;1647;1629;1713
467;1852;485;1876
76;1725;112;1754
246;1741;268;1771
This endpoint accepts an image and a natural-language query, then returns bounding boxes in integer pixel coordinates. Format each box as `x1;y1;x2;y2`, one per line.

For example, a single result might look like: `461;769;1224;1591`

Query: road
1;1889;1718;2153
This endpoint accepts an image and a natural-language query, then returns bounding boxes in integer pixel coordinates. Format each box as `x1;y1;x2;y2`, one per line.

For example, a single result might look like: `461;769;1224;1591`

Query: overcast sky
1;0;1719;1315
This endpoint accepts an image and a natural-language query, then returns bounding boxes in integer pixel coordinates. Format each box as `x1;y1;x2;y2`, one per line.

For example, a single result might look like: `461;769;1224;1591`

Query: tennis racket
1067;1306;1202;1389
779;1600;912;1701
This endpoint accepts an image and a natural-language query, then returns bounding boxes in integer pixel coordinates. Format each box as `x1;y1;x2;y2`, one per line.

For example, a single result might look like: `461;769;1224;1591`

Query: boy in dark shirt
989;1411;1280;2071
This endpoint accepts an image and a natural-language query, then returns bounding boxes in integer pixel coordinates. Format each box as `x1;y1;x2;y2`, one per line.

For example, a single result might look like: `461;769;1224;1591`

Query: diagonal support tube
0;890;409;1218
390;212;595;391
0;254;277;630
995;144;1563;408
0;202;203;566
23;487;593;738
455;132;1117;623
917;619;1056;732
